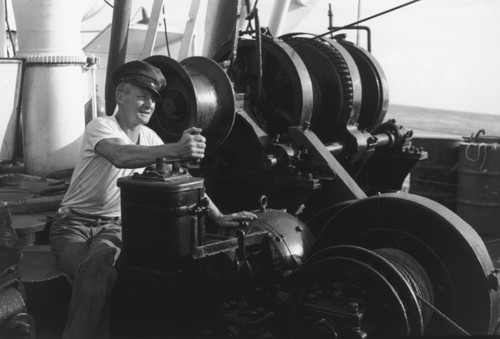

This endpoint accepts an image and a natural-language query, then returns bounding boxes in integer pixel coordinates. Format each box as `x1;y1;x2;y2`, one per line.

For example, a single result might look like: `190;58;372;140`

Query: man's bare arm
95;127;206;168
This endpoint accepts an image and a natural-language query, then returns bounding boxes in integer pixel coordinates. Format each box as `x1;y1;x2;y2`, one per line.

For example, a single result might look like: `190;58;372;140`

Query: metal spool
212;36;314;138
311;193;499;335
281;34;362;143
337;39;389;132
298;245;429;338
144;55;235;150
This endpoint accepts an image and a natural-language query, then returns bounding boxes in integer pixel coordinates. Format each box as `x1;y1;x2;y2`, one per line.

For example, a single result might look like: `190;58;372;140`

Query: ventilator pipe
105;0;133;116
12;0;90;176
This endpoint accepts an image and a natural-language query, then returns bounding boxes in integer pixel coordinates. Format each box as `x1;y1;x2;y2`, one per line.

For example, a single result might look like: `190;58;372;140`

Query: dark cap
111;60;166;100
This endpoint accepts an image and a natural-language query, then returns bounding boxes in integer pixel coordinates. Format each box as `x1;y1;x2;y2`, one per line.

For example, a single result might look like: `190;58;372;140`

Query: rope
289;0;421;47
4;0;16;57
464;142;499;173
417;296;471;336
377;248;471;336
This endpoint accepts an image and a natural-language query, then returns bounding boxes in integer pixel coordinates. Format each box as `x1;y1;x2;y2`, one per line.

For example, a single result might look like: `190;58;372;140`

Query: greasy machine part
312;192;500;336
245;208;316;270
145;55;236;150
212;36;314;138
212;34;388;145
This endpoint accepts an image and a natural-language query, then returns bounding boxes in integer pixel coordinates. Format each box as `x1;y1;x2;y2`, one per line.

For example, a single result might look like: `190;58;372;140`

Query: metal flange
145;55;235;150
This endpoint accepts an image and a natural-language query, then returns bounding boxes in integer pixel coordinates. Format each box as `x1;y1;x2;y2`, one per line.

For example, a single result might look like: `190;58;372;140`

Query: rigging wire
289;0;422;47
4;0;16;57
356;0;362;45
104;0;114;8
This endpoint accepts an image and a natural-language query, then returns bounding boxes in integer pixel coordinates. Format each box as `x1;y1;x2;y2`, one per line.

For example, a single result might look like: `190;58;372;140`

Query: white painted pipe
267;0;292;37
0;1;6;57
12;0;90;176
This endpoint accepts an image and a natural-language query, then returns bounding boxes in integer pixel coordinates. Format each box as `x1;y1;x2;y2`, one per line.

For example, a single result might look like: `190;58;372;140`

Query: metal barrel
456;136;500;237
409;135;462;211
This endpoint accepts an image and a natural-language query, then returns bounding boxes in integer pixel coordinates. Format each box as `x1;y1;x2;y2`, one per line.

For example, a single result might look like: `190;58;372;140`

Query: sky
282;0;500;116
80;0;500;116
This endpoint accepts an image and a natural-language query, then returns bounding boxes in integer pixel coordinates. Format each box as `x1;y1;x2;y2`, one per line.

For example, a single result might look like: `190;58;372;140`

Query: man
50;60;256;339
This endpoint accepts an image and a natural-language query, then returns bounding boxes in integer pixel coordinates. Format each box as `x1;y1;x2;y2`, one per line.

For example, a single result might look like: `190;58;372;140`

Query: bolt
249;310;258;320
349;302;359;313
488;269;500;291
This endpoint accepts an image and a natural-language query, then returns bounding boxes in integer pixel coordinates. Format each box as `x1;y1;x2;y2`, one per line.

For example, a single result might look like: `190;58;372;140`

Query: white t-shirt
61;116;164;218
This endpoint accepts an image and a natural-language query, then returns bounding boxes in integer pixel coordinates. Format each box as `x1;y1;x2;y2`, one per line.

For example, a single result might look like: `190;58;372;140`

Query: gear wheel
281;34;362;142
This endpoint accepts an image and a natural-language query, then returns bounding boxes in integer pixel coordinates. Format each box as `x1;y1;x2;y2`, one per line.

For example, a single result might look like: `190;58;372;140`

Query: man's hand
175;127;206;159
211;211;258;228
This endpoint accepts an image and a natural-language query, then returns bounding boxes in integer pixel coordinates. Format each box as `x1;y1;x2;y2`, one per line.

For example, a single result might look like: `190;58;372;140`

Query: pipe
0;1;6;57
105;0;132;116
12;0;88;176
201;0;239;58
267;0;291;37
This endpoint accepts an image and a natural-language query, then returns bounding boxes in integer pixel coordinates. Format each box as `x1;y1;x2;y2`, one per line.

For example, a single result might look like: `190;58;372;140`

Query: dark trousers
50;208;122;339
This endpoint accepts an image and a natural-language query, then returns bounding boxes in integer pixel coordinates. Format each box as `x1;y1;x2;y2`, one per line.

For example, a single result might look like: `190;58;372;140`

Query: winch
109;26;500;337
112;10;500;337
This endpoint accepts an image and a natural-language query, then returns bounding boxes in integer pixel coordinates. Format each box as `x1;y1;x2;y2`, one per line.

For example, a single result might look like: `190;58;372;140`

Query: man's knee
53;242;88;282
79;246;118;281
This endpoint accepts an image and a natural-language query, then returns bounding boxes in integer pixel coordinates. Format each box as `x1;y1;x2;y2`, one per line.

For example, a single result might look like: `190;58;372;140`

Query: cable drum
336;39;389;133
281;33;362;143
212;36;314;137
312;193;500;335
375;248;434;327
145;55;236;150
300;245;425;338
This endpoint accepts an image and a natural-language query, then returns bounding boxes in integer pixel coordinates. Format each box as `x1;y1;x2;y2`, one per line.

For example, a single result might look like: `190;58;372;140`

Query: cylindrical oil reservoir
457;136;500;237
409;134;462;211
117;172;206;270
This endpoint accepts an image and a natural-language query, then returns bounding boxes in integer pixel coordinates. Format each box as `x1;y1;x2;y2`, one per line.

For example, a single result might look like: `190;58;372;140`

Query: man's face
120;84;157;125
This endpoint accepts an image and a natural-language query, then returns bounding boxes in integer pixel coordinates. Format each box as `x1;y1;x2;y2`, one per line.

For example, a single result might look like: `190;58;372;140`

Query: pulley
145;55;236;150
